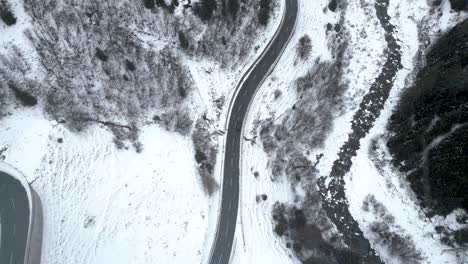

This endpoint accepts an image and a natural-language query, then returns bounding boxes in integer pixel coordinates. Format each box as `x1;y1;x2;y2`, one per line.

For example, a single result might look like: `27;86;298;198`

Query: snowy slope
0;1;282;263
232;0;468;263
232;0;339;263
0;109;209;263
345;1;468;263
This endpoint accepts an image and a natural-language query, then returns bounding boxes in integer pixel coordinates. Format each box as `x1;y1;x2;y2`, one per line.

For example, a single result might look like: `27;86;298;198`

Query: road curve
0;167;43;264
209;1;298;263
0;171;30;264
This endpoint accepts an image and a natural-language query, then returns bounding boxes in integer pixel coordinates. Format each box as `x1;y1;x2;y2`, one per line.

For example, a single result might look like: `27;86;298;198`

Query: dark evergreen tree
257;0;272;26
193;0;217;21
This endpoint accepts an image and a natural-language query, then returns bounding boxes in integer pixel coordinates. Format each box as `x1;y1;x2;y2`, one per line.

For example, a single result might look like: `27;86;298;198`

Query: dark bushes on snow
258;0;272;26
370;222;422;263
0;1;16;26
449;0;468;11
9;82;37;106
178;31;189;49
143;0;155;9
328;0;338;12
125;59;136;71
95;48;108;62
227;0;240;19
454;227;468;245
297;34;312;60
364;195;423;263
192;117;219;195
161;109;193;135
193;0;216;21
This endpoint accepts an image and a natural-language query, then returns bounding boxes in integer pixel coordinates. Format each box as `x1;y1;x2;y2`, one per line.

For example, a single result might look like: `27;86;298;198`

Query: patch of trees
161;109;194;135
387;19;468;216
363;195;423;264
8;82;37;106
227;0;240;19
0;0;16;26
258;0;272;26
193;0;217;21
143;0;155;9
178;31;189;49
435;223;468;247
449;0;468;11
192;116;219;195
143;0;179;12
297;34;312;60
188;0;276;67
0;0;201;149
259;60;346;176
272;195;362;263
328;0;338;12
259;22;352;263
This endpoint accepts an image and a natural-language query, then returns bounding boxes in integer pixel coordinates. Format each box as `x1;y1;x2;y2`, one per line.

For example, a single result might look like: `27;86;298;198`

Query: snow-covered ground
346;1;468;263
0;1;283;263
232;0;468;263
1;0;467;263
0;109;208;263
232;0;340;263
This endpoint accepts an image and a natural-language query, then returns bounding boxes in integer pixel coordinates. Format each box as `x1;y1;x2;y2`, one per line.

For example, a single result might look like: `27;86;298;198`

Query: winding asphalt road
0;171;30;264
209;1;298;264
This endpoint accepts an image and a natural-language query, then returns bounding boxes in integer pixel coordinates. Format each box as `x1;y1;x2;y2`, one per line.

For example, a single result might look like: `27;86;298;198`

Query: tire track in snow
318;0;402;262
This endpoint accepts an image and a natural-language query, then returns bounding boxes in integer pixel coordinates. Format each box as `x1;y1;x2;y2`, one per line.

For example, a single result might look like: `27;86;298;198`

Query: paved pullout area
209;1;298;263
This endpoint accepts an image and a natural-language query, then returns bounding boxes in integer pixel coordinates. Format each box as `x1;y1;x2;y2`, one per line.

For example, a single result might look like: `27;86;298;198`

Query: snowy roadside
345;1;468;263
188;2;285;263
0;109;210;263
0;1;283;264
231;0;340;263
231;0;468;263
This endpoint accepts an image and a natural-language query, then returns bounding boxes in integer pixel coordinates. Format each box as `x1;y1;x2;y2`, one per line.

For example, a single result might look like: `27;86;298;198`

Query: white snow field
233;0;468;264
232;0;340;263
0;0;282;264
0;109;209;264
1;0;467;263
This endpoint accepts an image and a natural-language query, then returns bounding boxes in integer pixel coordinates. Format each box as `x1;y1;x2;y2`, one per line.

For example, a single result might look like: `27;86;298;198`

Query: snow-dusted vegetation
235;0;468;263
1;0;467;262
0;0;282;262
0;0;273;146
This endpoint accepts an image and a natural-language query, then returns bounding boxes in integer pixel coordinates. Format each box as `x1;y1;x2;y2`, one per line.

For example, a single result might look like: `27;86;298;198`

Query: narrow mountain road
0;171;30;264
318;0;402;262
209;1;298;263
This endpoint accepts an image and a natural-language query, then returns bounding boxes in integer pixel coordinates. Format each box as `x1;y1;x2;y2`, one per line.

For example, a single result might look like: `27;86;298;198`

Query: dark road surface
209;1;298;263
0;171;30;264
318;0;402;262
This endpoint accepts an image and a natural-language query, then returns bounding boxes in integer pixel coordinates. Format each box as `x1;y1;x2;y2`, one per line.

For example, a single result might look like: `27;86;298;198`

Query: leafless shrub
272;90;282;100
1;0;272;151
369;222;422;264
192;116;219;195
161;109;194;135
364;195;423;263
0;0;16;26
297;34;312;60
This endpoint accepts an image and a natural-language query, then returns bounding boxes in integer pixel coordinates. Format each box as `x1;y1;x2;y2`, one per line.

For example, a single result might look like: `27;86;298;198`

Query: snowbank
231;0;340;263
0;0;285;263
0;109;208;263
